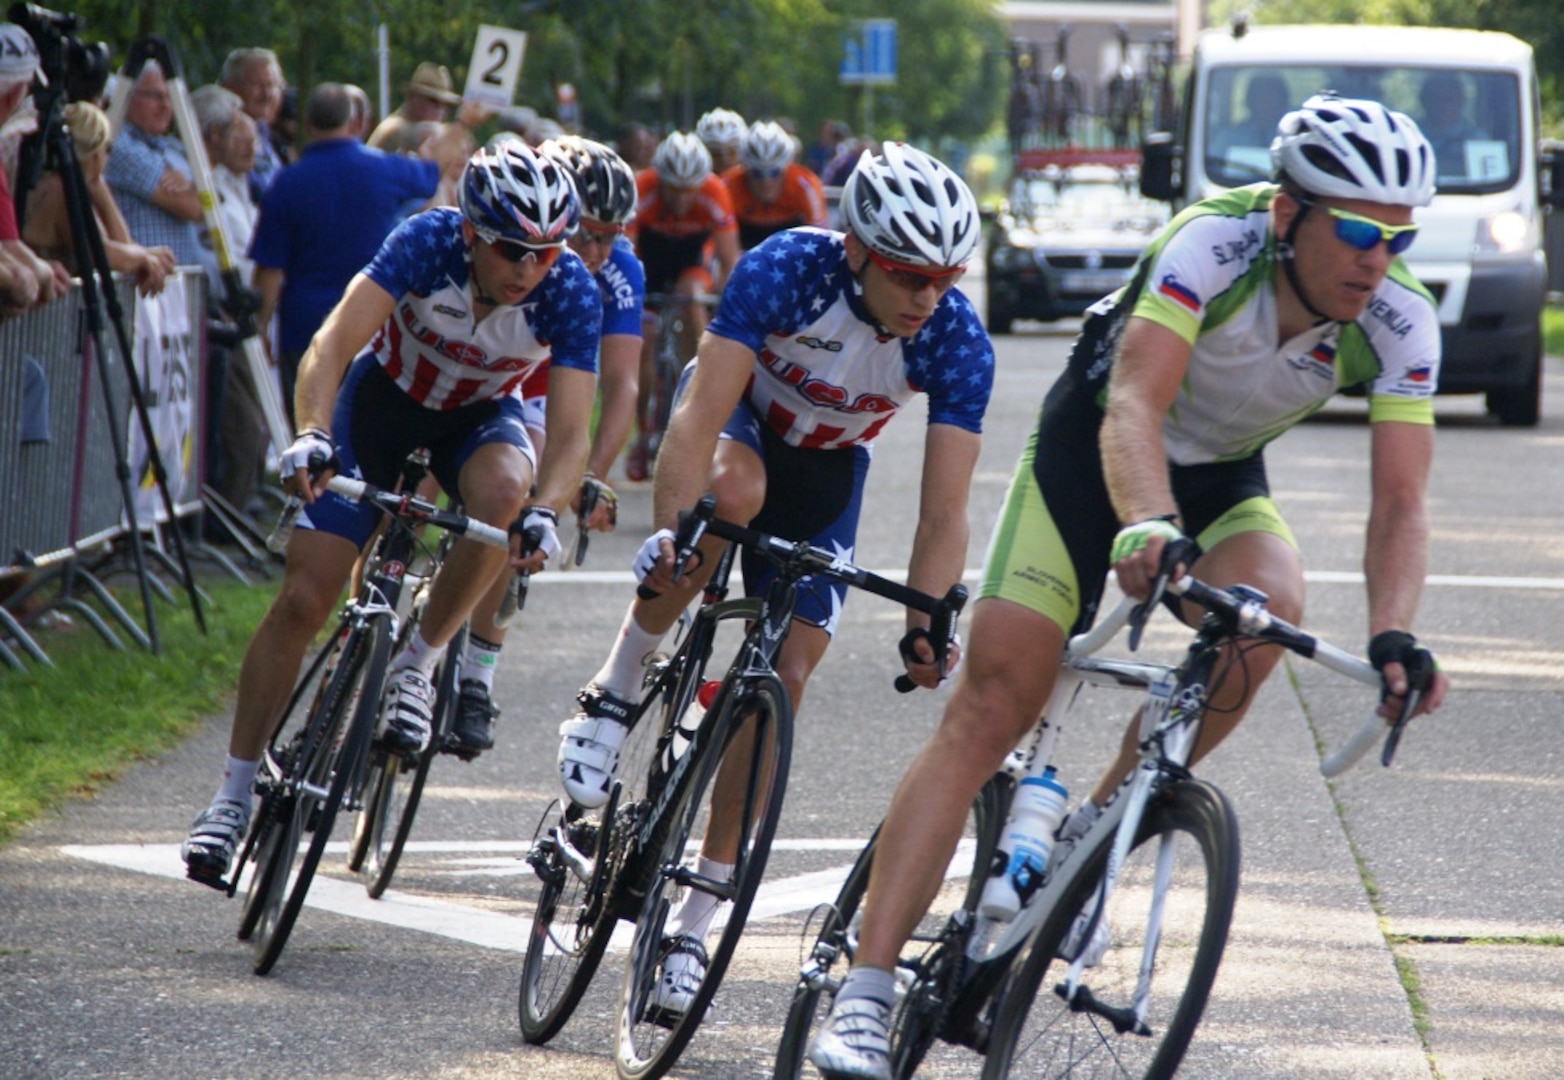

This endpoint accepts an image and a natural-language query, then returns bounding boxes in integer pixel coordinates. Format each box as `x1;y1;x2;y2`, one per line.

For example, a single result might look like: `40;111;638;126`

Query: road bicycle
518;494;966;1080
227;456;519;974
777;553;1429;1078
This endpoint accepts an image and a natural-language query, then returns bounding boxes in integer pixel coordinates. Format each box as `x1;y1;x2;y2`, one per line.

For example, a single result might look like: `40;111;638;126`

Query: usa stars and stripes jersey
1069;183;1439;465
359;207;601;411
708;227;994;450
518;236;645;402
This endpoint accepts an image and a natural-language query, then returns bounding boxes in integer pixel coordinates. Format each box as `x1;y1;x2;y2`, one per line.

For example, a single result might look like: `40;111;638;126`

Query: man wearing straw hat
368;61;462;155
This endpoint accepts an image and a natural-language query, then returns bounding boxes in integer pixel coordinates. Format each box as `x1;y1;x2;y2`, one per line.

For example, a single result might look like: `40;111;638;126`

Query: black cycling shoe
451;679;498;757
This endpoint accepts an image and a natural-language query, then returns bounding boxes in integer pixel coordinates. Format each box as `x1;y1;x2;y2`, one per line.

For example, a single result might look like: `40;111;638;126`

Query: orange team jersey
722;163;829;251
630;168;736;294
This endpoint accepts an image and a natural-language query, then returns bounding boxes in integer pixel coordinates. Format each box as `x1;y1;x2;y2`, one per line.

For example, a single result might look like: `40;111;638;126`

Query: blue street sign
840;19;896;86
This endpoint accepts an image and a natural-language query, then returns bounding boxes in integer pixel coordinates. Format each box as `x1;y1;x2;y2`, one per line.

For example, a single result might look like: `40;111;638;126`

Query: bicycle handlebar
1069;571;1415;778
644;494;967;692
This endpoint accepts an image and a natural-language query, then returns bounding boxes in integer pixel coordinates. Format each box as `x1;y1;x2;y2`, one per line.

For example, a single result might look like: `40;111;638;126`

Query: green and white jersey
1070;183;1439;465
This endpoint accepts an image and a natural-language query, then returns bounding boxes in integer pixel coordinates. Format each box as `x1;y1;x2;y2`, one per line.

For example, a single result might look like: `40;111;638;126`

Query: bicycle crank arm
1054;981;1153;1037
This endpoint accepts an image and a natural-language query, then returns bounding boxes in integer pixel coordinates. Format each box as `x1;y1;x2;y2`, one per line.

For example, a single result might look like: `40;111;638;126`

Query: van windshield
1203;66;1521;195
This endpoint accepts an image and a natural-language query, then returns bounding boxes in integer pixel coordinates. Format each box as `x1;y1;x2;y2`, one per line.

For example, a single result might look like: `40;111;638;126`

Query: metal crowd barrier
0;269;249;670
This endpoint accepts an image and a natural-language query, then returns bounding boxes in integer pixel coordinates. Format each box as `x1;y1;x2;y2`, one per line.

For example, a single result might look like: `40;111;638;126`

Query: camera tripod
13;42;205;649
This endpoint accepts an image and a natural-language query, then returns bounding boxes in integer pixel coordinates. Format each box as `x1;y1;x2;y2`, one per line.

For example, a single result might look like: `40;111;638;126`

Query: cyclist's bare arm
535;364;597;515
585;331;642;495
1101;316;1193;598
641;334;754;586
291;274;397;494
901;422;981;687
1364;418;1448;716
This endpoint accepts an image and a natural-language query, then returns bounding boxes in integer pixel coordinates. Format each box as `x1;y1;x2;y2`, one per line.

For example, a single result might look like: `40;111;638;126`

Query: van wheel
1487;350;1541;427
987;307;1014;335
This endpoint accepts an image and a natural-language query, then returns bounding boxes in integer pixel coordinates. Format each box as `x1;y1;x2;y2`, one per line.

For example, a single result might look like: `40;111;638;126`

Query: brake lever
572;480;599;567
1380;655;1435;768
1128;537;1198;652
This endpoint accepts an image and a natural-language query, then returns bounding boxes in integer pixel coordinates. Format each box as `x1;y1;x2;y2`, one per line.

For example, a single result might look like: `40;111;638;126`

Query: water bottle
979;767;1069;921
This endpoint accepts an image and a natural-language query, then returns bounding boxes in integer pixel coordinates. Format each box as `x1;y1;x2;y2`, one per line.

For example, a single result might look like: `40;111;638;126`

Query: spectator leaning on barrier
191;82;268;522
104;59;204;269
219;47;285;200
367;61;461;154
0;23;68;314
20;100;175;297
250;84;479;426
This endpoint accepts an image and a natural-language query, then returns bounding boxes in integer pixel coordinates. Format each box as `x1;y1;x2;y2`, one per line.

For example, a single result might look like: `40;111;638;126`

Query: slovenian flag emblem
1309;342;1336;366
1157;274;1201;313
1406;365;1433;383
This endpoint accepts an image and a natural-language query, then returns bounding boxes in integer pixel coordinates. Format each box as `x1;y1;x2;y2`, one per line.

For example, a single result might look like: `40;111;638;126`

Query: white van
1140;21;1552;425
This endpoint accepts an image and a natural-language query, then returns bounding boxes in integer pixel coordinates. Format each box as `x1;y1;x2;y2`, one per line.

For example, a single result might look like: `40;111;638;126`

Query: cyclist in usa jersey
181;144;600;884
557;143;991;1020
811;95;1451;1080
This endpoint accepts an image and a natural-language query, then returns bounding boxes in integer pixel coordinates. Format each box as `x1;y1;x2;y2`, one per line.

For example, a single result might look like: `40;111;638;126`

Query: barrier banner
126;284;197;524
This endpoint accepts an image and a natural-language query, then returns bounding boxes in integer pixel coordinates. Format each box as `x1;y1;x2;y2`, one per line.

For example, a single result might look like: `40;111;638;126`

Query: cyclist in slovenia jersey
723;119;828;252
180;144;601;886
558;143;992;1021
809;94;1453;1080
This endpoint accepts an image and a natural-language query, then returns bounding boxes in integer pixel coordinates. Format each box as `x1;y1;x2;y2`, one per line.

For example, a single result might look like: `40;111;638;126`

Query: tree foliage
51;0;1007;146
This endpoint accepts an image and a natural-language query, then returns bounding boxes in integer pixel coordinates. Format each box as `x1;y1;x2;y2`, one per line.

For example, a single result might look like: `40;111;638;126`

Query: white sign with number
463;25;527;108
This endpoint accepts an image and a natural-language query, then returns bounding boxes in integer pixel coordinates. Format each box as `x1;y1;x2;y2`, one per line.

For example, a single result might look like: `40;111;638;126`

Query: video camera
8;2;109;103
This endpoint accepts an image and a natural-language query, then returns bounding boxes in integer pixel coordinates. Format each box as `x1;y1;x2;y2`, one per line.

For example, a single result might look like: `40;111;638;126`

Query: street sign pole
840;18;895;139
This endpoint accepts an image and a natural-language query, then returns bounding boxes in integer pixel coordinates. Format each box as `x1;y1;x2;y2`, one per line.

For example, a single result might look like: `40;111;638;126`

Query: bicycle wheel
773;776;1008;1080
616;674;793;1080
981;778;1240;1080
518;652;672;1043
251;615;391;975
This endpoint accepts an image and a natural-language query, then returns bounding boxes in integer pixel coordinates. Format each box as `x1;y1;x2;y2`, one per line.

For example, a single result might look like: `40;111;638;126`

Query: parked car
985;157;1168;334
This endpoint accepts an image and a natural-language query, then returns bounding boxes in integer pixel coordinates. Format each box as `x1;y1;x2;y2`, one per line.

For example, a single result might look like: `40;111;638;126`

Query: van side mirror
1542;140;1564;209
1140;132;1178;202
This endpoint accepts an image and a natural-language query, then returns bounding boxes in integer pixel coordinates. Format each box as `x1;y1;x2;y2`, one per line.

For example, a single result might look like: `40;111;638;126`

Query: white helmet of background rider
740;120;796;173
696;107;747;151
652;131;712;189
840;142;980;269
1270;92;1437;207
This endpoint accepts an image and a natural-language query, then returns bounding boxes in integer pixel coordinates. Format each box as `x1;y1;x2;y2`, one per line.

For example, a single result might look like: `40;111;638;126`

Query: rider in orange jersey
723;119;828;252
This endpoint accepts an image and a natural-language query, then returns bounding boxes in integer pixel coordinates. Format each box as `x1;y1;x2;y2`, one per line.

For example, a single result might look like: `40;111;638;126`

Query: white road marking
535;569;1564;590
60;838;976;954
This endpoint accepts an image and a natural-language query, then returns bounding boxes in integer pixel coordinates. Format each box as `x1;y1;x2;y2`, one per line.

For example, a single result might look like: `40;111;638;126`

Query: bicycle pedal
185;866;231;893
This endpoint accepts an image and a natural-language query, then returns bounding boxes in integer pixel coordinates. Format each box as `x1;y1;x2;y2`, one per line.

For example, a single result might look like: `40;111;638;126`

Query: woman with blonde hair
22;100;177;294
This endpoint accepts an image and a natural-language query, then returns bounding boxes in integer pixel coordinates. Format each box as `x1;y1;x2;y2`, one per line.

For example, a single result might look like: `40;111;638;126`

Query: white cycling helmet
652;131;712;189
696;107;746;150
540;135;638;224
459;142;579;244
1271;93;1437;207
741;120;795;173
840;142;980;269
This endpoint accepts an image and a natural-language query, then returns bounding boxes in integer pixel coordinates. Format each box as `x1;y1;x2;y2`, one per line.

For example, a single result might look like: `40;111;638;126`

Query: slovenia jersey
1071;183;1440;464
707;228;994;450
360;207;601;411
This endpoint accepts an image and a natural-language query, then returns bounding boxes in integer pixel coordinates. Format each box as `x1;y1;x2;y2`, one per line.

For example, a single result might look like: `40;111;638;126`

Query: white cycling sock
392;628;444;677
663;857;734;941
836;964;895;1008
463;634;503;693
590;606;667;700
216;756;259;808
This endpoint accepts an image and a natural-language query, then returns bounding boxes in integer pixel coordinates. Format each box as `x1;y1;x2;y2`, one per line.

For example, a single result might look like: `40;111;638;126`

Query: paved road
4;267;1563;1079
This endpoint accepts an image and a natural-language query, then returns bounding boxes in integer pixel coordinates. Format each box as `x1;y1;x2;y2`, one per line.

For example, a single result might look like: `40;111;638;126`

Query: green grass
0;576;277;845
1546;306;1564;359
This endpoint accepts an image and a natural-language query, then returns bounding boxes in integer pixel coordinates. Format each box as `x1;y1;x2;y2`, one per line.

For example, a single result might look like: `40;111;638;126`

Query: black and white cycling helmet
460;142;580;244
840;142;980;269
540;135;637;225
1271;92;1436;207
696;107;746;150
741;120;796;173
652;131;712;189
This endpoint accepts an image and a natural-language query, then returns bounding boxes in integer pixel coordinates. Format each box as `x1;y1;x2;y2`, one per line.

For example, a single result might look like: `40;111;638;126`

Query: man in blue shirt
250;83;474;424
104;61;203;267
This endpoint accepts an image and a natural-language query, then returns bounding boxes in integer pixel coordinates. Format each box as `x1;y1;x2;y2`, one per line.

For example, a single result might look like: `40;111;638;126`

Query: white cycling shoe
557;685;633;809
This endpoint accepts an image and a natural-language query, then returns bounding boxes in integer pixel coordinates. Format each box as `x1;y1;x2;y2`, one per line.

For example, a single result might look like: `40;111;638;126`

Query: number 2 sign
463;25;527;108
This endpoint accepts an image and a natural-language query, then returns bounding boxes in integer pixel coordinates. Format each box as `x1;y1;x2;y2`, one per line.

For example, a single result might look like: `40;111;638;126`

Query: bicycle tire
355;622;462;896
517;651;675;1043
616;674;793;1080
980;778;1240;1080
252;616;391;975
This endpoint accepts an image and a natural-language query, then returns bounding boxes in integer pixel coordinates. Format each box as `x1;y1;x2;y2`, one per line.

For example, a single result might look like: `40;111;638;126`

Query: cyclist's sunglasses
748;166;784;180
865;248;966;293
481;232;565;266
577;224;625;247
1299;197;1419;256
